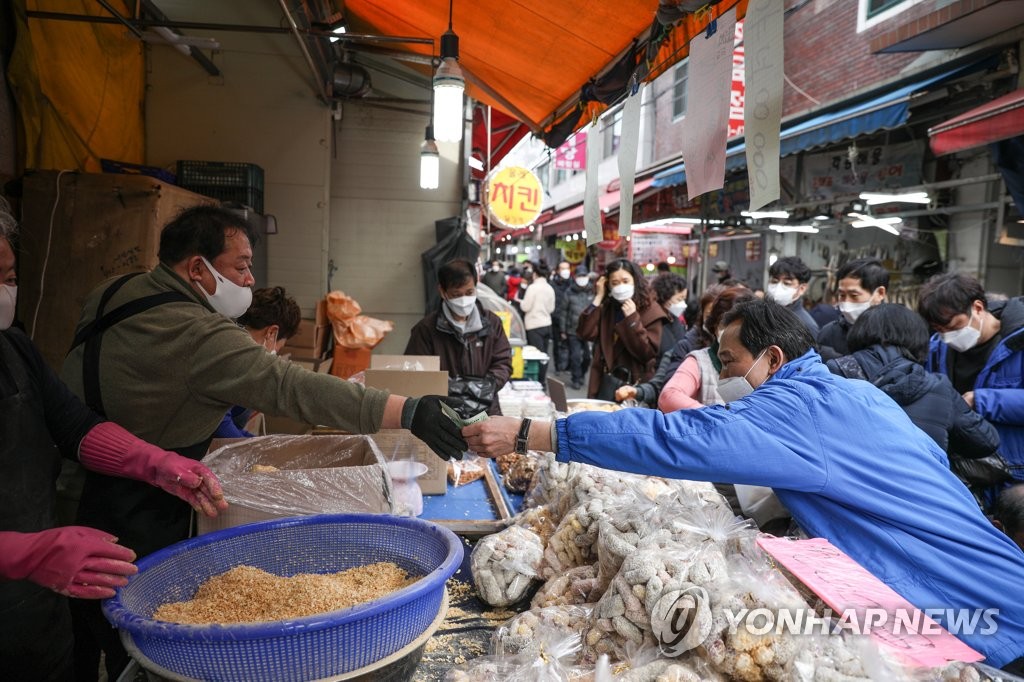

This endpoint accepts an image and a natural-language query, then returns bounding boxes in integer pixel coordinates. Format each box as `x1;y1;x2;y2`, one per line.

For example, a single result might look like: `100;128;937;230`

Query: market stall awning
928;89;1024;156
653;60;984;188
471;106;530;176
343;0;746;137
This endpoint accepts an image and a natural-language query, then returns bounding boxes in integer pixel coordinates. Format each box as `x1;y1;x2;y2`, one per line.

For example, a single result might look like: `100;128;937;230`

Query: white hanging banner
744;0;785;210
584;119;602;245
679;8;736;198
617;84;644;237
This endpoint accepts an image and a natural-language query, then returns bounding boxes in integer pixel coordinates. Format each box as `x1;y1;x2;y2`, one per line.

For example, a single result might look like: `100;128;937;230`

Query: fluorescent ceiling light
329;26;347;43
859;191;930;205
468;157;484;171
769;224;819;234
813;214;830;221
742;210;790;219
848;212;902;235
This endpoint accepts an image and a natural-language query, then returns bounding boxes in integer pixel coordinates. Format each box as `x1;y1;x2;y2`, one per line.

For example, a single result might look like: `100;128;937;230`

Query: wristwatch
514;418;533;455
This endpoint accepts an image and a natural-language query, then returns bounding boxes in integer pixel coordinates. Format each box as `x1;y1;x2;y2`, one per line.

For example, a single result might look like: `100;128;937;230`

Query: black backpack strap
833;355;867;381
70;273;192;416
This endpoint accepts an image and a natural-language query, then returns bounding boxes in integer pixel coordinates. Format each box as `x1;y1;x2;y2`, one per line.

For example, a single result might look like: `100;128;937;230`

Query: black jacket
817;317;852;360
561;281;593;334
827;344;998;459
551;275;572;330
405;303;512;415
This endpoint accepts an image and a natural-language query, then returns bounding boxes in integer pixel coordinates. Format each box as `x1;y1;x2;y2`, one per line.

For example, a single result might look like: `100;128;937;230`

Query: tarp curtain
7;0;144;173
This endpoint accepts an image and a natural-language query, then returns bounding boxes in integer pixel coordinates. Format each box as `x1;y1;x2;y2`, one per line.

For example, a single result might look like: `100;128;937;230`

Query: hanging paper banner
584;120;602;245
485;166;543;228
554;131;587;170
729;20;746;139
744;0;784;211
680;8;736;198
617;84;644;237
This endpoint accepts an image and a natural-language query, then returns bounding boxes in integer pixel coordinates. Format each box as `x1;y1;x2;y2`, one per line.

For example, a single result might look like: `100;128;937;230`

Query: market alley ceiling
340;0;747;135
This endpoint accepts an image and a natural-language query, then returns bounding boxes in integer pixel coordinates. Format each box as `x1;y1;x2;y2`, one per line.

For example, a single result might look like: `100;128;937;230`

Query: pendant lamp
420;125;440;190
433;0;465;142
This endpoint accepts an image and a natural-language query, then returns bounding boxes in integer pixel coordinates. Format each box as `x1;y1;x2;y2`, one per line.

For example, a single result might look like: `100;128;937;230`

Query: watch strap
514;418;532;455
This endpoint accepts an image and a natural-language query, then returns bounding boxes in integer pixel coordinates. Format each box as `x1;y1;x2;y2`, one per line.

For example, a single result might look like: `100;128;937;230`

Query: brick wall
646;0;973;166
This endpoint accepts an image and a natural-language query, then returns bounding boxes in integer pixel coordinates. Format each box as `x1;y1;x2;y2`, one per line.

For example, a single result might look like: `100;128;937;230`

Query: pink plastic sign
757;536;984;668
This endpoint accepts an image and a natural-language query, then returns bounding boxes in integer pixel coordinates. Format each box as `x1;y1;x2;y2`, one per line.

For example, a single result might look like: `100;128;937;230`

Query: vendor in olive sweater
61;205;465;679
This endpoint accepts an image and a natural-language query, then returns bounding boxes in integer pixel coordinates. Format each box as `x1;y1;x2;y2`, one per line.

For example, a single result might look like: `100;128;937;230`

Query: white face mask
575;276;589;287
717;348;769;403
491;265;500;272
445;295;477;317
838;300;872;325
0;284;16;330
199;256;253;319
559;269;571;279
941;310;982;352
611;284;634;302
767;282;798;305
667;300;686;318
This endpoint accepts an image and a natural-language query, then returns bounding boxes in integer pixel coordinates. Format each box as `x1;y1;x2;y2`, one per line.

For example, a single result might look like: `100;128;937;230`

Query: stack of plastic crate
176;160;264;213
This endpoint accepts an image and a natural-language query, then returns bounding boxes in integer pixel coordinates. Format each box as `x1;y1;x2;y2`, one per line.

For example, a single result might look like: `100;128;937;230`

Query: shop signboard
485;166;543;228
802;140;925;201
554;131;587;170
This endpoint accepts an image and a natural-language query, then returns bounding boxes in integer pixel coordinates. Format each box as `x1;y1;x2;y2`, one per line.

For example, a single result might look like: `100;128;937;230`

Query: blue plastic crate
103;514;463;682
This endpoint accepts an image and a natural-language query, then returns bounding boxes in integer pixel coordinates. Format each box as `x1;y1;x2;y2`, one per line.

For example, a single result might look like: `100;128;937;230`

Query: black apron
68;272;209;557
67;275;212;681
0;334;74;681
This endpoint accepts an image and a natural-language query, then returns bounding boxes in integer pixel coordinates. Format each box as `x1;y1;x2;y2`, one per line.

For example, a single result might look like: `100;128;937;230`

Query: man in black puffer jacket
826;304;1002;504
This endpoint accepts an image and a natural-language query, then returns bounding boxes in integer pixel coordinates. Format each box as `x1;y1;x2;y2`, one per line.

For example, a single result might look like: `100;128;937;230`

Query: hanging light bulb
433;1;465;142
420;125;440;190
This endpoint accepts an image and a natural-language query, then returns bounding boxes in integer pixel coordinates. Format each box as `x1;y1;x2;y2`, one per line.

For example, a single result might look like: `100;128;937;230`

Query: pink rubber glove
0;527;137;599
79;422;228;518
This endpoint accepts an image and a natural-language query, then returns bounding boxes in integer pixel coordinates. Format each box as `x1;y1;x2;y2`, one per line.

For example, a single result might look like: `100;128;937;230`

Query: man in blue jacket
919;273;1024;483
465;300;1024;671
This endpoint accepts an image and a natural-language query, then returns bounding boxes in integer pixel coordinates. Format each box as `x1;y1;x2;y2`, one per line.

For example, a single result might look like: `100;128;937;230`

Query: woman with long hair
577;259;670;399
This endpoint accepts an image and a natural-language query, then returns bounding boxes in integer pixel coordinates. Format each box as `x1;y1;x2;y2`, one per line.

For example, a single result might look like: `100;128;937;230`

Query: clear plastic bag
524;453;581;523
511;504;559;546
449;453;486;486
596;491;678;594
200;435;394;517
491;604;595;657
541;498;609;579
446;630;587;682
471;525;545;607
531;564;601;609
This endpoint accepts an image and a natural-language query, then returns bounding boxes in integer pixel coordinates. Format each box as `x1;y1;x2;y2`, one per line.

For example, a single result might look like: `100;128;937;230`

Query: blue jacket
927;297;1024;480
556;351;1024;667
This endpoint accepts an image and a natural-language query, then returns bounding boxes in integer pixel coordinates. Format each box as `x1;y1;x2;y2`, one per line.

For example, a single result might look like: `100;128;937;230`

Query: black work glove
401;396;468;461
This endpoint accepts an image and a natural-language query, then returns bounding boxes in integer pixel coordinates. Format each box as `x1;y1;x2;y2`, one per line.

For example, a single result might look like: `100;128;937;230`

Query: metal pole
276;0;330;105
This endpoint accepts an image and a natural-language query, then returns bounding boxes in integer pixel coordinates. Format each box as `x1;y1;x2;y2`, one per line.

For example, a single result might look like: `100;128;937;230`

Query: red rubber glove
79;422;228;518
0;527;137;599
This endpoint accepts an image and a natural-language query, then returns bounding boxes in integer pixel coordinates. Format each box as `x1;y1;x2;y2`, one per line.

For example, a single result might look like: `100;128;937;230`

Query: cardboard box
285;299;329;361
370;355;440;371
331;346;372;379
363;358;450;495
197;435;394;534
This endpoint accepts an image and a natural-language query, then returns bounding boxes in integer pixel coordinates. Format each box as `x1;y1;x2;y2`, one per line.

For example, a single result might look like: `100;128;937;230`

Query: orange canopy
344;0;746;135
